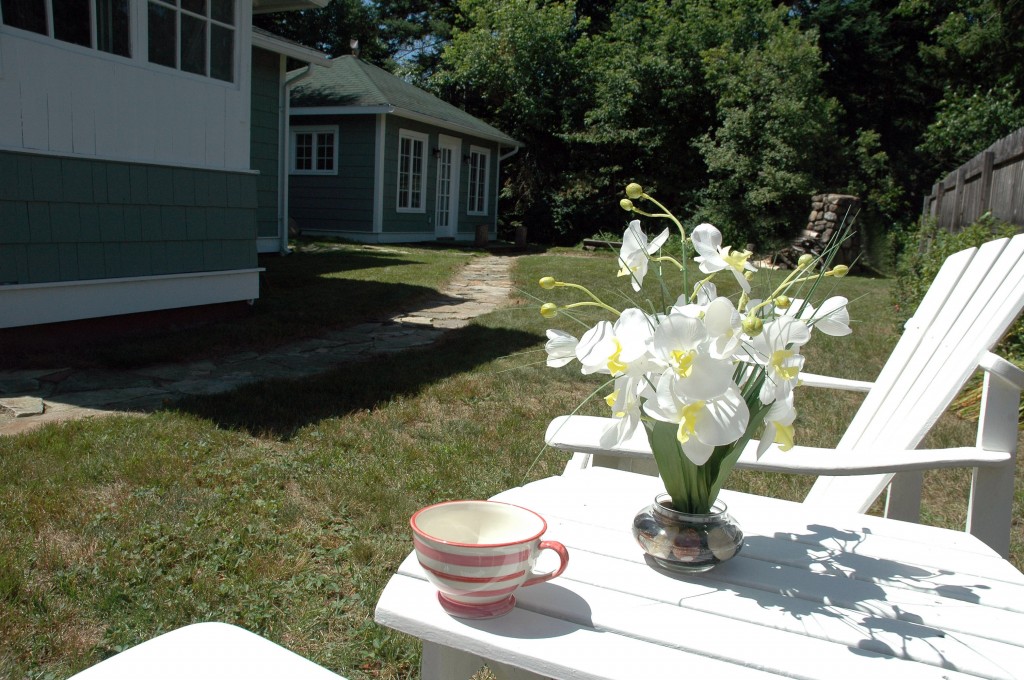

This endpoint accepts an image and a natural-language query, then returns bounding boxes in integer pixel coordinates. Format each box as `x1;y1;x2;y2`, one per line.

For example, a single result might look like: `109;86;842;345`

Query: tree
693;1;839;248
431;0;593;241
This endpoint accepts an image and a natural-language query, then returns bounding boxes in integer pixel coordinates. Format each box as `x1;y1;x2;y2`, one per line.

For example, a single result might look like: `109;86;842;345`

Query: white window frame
146;0;236;82
0;0;132;57
396;129;428;213
466;146;490;216
290;125;339;175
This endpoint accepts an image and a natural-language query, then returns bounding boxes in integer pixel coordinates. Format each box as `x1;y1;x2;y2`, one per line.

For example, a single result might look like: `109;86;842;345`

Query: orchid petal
813;296;852;336
544;329;578;367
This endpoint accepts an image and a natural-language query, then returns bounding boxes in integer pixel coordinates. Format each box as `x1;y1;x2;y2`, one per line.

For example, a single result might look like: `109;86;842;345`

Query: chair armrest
734;441;1011;475
799;371;874;392
979;351;1024;389
546;415;1011;476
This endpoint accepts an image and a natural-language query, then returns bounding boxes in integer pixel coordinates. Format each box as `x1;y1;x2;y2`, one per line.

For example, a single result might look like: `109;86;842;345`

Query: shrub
893;214;1023;421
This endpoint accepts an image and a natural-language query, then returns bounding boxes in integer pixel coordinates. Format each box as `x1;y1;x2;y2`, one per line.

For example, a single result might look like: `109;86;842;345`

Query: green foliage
917;84;1024;175
893;215;1024;421
694;1;839;248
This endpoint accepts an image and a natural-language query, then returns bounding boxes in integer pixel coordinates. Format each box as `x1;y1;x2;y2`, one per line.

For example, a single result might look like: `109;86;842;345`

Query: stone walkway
0;255;516;436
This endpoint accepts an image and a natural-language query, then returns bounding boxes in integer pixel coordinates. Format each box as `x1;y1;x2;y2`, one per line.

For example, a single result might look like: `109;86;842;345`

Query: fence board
923;127;1024;232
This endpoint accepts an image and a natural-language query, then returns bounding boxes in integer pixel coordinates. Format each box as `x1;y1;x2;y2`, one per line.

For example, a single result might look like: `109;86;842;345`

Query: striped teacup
411;500;569;619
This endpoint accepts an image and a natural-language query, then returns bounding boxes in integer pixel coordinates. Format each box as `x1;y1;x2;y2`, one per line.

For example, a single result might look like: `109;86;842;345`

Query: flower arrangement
540;183;853;515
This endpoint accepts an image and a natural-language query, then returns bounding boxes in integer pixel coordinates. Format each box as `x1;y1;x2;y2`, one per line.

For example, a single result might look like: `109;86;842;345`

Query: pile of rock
774;194;861;269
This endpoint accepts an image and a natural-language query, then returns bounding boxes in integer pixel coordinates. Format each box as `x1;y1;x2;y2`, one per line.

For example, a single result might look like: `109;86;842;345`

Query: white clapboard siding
0;19;253;170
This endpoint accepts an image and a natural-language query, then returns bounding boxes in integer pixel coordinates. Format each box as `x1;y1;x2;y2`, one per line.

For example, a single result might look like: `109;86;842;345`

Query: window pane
52;0;92;47
316;133;334;171
96;0;131;56
148;2;177;68
1;0;47;35
209;24;233;81
210;0;232;24
294;133;313;171
181;0;204;14
180;13;206;75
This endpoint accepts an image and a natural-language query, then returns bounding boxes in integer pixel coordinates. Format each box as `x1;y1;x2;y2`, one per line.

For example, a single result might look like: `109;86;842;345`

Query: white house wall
0;0;254;171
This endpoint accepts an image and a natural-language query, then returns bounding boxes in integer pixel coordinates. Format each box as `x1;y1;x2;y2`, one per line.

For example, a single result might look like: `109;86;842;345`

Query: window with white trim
147;0;235;82
467;146;490;215
291;126;338;175
1;0;131;57
397;130;427;212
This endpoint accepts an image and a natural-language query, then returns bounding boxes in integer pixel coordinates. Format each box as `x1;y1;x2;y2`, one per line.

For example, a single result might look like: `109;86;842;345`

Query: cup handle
522;540;569;588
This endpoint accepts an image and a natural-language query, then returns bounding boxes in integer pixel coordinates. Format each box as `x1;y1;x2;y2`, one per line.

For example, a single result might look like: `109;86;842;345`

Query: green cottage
288;56;522;243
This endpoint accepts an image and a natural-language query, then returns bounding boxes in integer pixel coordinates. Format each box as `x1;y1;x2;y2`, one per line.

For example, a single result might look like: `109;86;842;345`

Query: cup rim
411;499;548;548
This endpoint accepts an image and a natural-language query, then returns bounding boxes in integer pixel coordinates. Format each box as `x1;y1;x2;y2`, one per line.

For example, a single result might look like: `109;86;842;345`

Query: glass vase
632;494;743;573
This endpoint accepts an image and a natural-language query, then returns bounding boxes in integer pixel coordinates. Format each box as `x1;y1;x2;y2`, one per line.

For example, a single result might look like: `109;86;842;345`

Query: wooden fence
921;127;1024;232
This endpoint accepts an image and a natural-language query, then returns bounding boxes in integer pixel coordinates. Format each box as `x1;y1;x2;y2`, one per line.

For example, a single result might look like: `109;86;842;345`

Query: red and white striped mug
411;500;569;619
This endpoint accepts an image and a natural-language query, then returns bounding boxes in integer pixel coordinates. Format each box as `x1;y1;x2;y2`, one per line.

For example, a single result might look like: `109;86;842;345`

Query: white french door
435;135;461;238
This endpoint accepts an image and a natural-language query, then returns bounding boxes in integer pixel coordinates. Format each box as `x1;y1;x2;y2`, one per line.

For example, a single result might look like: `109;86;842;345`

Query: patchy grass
1;247;1020;679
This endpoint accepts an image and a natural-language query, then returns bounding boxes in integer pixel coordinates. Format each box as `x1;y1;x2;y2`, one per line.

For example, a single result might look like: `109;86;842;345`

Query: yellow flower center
770;349;800;381
721;246;753;273
672;349;696;378
607;339;627;375
675;401;705;445
773;421;795;451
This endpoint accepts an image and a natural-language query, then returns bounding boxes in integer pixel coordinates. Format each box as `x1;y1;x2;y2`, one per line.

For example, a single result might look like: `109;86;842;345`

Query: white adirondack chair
546;234;1024;558
68;622;345;679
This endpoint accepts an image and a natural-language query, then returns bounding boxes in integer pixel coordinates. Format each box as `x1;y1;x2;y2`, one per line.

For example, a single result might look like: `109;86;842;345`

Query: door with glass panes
435;135;461;238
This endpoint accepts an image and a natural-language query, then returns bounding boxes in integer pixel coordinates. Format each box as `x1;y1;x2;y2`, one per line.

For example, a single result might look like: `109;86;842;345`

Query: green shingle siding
0;149;257;285
288;115;376;233
251;47;281;241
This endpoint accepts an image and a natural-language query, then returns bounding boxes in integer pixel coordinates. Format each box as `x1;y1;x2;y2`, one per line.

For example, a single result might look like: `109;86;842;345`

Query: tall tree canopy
262;0;1024;248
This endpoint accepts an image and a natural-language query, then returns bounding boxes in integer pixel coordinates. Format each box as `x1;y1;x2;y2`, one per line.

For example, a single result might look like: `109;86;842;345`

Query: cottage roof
290;56;522;147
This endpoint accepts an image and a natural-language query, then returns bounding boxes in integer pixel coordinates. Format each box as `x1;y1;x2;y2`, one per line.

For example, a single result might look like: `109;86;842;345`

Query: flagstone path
0;255;517;436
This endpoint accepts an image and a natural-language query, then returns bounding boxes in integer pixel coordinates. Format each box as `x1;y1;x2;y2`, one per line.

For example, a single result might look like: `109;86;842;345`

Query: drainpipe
278;63;316;254
495;145;520;237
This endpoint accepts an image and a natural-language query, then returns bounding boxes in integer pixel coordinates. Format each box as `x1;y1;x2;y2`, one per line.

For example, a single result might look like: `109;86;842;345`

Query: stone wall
774;193;861;269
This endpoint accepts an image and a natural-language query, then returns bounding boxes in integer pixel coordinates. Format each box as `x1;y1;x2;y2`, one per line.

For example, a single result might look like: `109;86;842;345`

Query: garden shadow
171;323;540;439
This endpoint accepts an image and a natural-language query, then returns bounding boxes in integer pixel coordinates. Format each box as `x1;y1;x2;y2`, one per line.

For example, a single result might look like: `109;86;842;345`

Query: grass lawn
1;245;1021;679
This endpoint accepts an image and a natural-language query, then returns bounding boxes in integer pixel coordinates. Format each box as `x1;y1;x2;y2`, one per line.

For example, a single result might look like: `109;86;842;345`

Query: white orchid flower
703;296;743;359
644;376;750;465
544;329;578;367
618;220;671;292
599;374;655;448
810;296;852;336
670;281;718;317
691;223;757;293
749;316;811;405
576;308;655;376
757;393;797;456
650;315;734;401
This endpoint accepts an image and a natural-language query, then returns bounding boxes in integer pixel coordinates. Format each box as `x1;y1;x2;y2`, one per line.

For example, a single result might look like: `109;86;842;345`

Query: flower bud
742;315;763;336
625;183;644;200
774;295;791;309
829;264;849;278
797;254;815;269
539;276;556;290
540;303;559;318
744;270;754;281
620;198;634;212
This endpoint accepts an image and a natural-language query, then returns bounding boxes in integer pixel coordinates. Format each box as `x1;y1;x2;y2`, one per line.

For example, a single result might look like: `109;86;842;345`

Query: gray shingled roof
290;56;521;147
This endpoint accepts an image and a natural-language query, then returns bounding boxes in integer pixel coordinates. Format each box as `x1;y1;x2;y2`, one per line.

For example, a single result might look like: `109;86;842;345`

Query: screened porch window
147;0;235;82
1;0;131;57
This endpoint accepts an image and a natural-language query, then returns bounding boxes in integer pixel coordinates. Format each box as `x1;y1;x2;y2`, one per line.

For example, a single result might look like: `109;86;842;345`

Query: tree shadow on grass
171;323;540;440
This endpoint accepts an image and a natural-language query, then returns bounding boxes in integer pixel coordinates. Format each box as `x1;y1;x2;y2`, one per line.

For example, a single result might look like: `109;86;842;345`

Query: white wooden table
375;467;1024;679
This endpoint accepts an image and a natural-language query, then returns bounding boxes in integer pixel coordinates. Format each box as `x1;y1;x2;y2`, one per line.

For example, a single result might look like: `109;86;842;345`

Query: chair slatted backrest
804;234;1024;511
